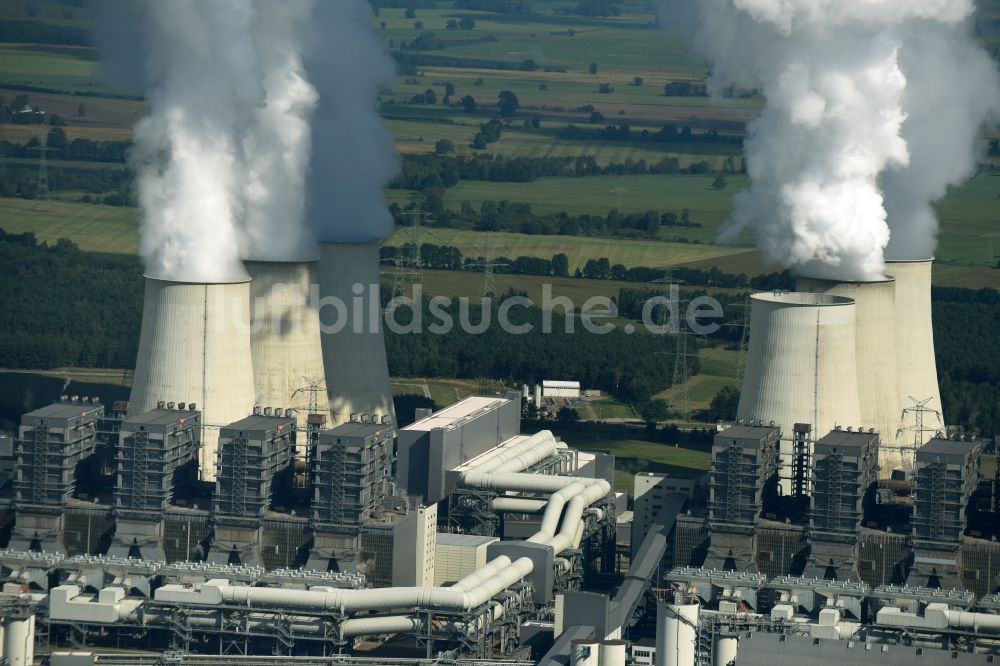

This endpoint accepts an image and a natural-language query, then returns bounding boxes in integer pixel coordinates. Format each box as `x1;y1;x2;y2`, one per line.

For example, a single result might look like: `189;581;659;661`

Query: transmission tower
982;233;1000;266
291;376;327;421
896;395;943;450
727;292;751;380
383;200;430;298
609;187;628;217
652;268;697;421
467;232;508;300
28;146;58;210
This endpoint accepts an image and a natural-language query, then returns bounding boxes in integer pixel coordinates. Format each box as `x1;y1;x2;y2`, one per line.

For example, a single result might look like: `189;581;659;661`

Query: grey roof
327;421;391;438
124;408;198;428
816;429;877;451
24;402;101;421
435;533;497;547
735;632;992;665
918;438;979;457
221;414;295;434
715;425;780;448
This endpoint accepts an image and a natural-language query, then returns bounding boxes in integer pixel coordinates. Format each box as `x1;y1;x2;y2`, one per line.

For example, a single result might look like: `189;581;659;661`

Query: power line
467;232;508;300
383;199;430;299
28;146;58;211
609;187;628;217
982;233;1000;266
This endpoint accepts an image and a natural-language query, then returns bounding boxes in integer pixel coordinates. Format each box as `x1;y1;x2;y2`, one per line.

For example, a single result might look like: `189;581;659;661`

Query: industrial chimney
795;275;904;475
316;242;395;427
129;276;256;482
885;259;943;457
245;260;325;433
737;292;863;495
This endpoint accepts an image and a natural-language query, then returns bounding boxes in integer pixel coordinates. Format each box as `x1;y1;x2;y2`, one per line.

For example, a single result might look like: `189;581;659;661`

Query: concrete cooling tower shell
317;242;395;427
130;277;256;482
246;260;324;431
885;259;943;451
737;292;863;495
795;275;904;473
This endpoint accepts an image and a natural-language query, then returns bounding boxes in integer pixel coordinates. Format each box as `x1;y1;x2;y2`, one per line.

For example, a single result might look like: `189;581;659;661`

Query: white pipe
483;430;559;473
490;497;548;513
460;470;582;494
449;556;512;592
213;556;536;612
527;481;587;544
341;615;421;637
878;604;1000;632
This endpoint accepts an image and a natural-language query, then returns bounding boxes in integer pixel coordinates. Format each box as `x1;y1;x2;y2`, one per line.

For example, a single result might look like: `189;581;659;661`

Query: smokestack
738;292;862;495
246;260;324;432
129;276;256;482
885;258;943;455
795;275;903;474
317;242;395;427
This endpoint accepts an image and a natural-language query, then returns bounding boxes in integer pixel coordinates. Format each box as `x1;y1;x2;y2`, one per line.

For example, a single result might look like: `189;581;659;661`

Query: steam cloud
239;0;319;261
665;0;998;280
130;0;264;282
302;0;400;243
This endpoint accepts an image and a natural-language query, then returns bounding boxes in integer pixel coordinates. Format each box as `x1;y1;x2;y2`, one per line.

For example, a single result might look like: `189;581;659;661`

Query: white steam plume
882;22;1000;259
303;0;399;243
130;0;262;283
239;0;319;261
665;0;993;280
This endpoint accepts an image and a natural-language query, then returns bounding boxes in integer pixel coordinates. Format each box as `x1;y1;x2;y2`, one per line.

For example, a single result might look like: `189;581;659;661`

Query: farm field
0;198;138;254
388;226;748;269
655;346;740;417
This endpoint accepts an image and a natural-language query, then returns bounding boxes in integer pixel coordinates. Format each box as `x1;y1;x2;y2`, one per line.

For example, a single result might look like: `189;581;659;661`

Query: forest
0;231;996;436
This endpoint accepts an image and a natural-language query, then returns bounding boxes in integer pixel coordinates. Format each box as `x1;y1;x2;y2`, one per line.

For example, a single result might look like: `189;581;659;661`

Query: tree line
381;241;796;291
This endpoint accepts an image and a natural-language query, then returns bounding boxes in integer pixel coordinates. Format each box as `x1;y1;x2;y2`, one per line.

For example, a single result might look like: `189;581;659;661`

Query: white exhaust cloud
239;0;319;261
664;0;997;280
303;0;400;243
129;0;264;282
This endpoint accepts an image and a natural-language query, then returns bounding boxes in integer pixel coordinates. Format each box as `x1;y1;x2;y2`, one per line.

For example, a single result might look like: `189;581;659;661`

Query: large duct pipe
885;259;943;457
796;275;903;474
245;260;325;434
317;242;395;427
737;292;863;494
656;598;698;666
475;430;559;473
712;633;738;666
3;615;34;666
130;276;257;481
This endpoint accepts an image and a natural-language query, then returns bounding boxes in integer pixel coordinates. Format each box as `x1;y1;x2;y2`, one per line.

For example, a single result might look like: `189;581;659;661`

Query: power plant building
10;399;102;554
109;407;200;561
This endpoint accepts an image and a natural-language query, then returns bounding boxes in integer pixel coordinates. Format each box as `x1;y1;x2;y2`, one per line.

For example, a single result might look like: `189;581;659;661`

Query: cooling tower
737;292;863;495
795;275;904;474
246;260;325;431
885;259;943;453
317;242;395;426
130;277;256;482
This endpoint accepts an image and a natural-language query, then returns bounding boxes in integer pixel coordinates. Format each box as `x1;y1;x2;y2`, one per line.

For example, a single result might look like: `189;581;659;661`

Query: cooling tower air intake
245;260;325;435
317;242;395;427
129;276;257;482
737;292;863;495
795;274;904;475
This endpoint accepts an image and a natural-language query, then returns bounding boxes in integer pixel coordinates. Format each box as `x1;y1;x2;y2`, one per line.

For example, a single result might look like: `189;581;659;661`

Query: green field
0;198;138;254
389;226;747;270
656;347;740;416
